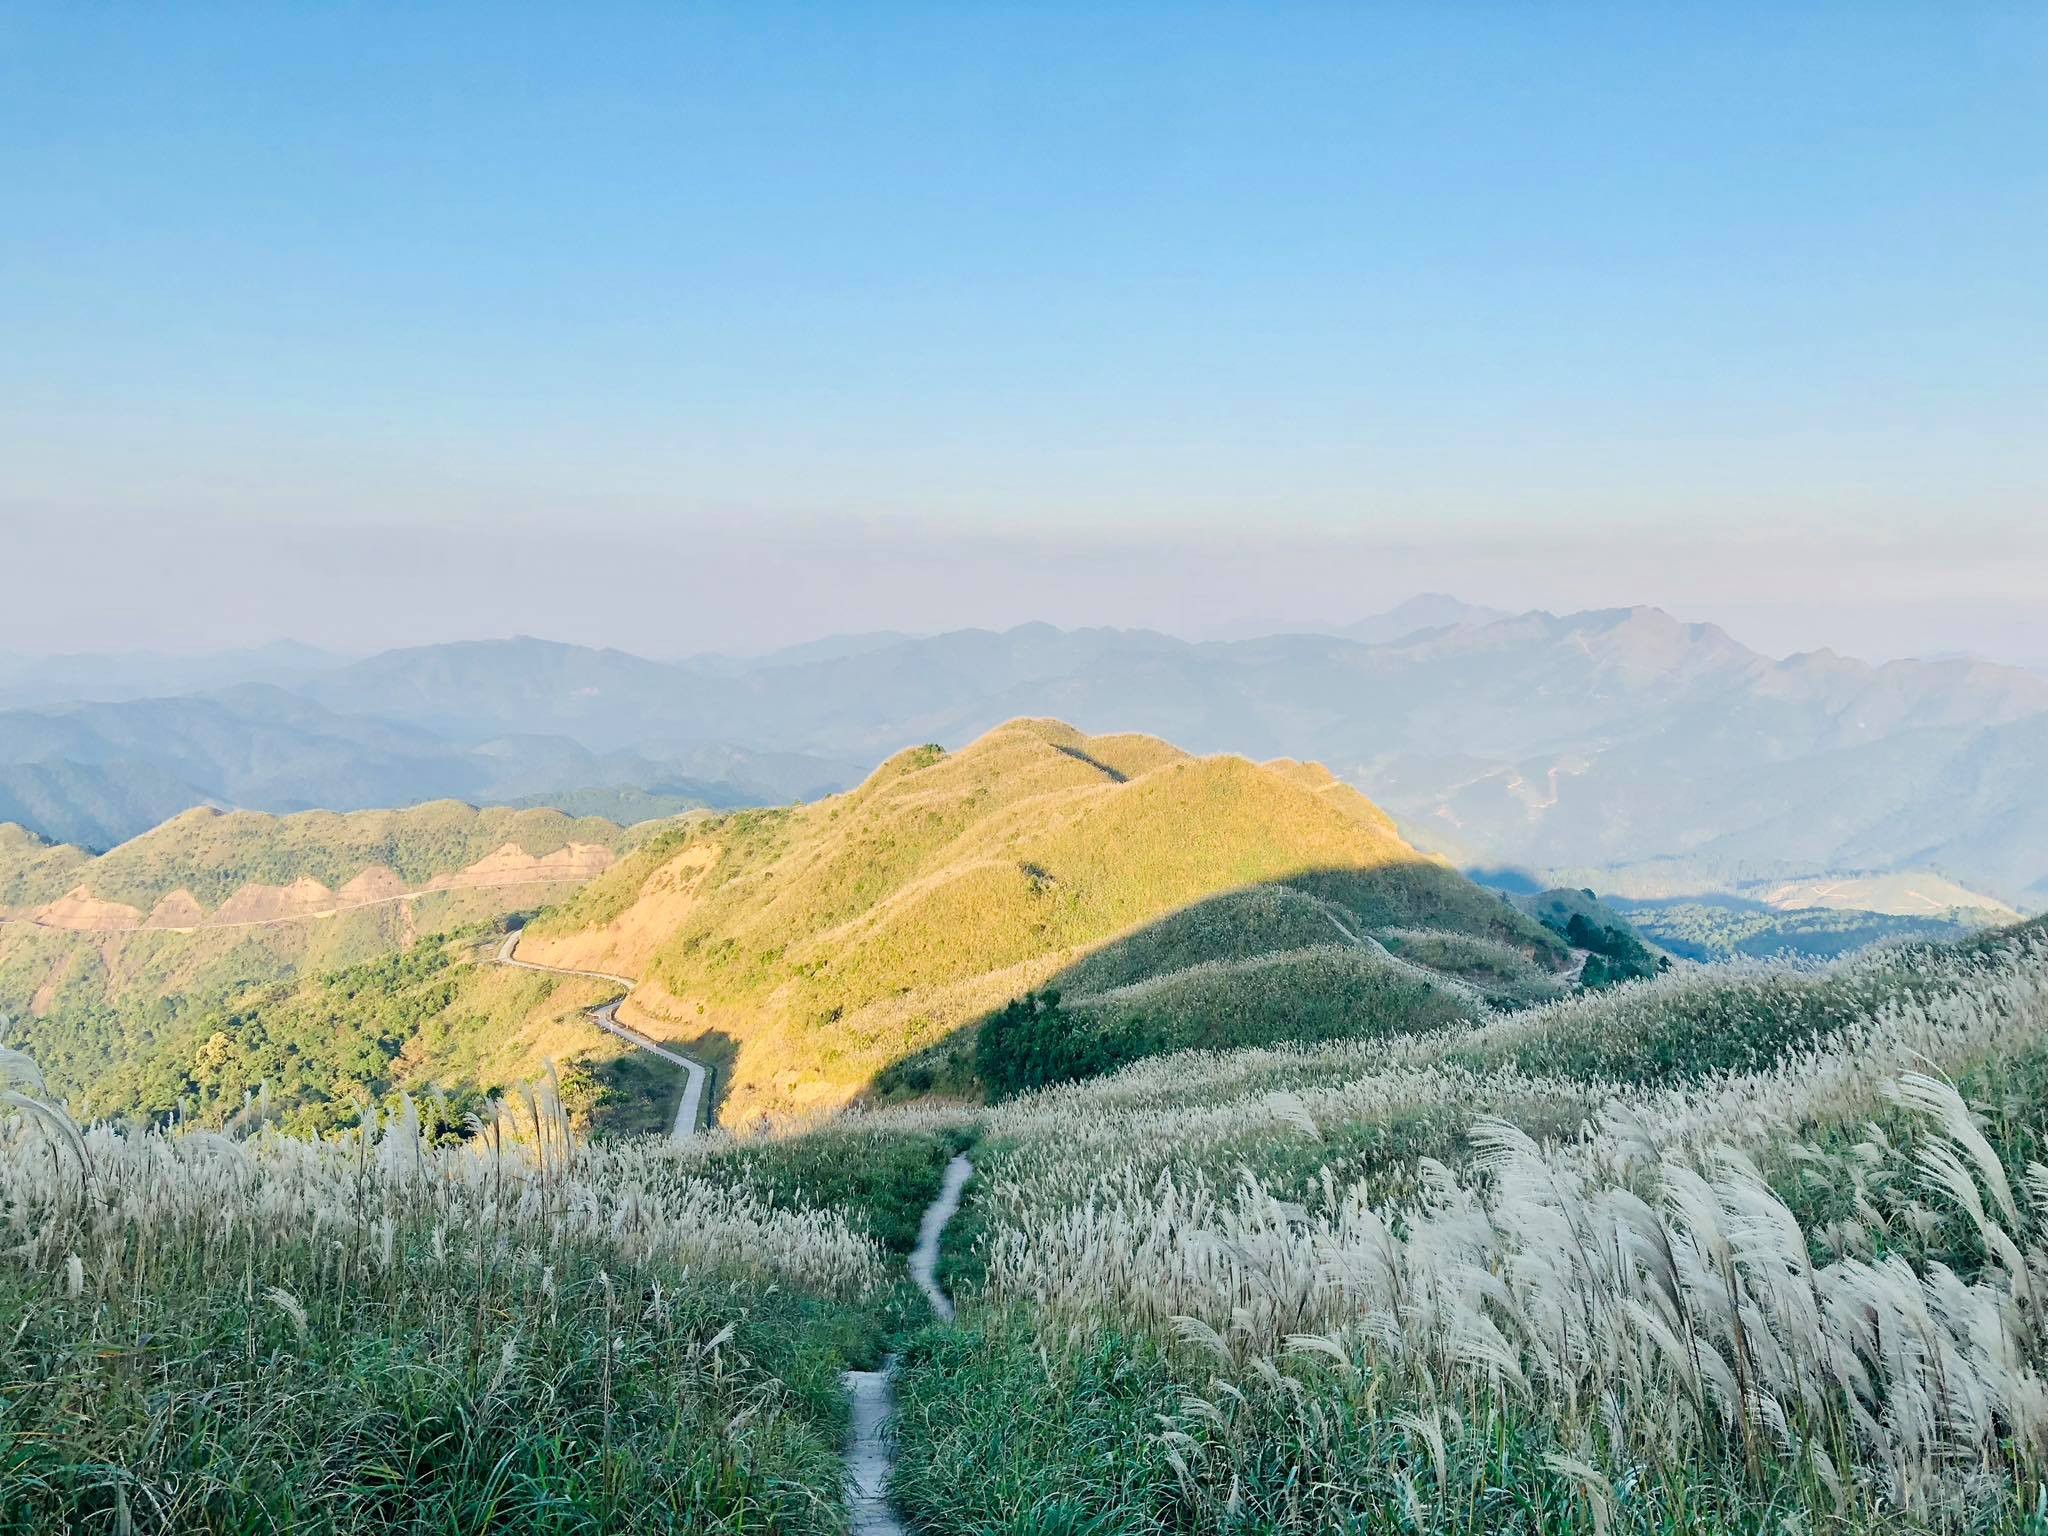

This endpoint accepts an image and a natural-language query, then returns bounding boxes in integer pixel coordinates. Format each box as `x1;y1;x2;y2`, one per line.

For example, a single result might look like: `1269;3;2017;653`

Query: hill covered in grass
0;801;633;913
6;897;2045;1530
519;719;1566;1120
0;802;658;1115
1615;894;2001;961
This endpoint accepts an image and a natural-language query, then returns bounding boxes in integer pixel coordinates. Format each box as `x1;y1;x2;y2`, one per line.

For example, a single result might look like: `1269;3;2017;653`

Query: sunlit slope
522;718;1562;1119
0;802;645;1110
0;801;630;913
25;922;675;1136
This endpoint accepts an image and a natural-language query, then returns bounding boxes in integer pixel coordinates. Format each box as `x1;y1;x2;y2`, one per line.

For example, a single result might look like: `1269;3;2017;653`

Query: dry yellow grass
526;719;1559;1123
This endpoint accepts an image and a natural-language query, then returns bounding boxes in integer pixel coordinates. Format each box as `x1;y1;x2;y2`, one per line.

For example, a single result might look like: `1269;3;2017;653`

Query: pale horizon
6;512;2045;669
4;4;2044;668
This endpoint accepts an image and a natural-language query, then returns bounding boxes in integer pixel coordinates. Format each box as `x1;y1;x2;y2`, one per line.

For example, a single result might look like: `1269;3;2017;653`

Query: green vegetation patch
1619;898;1992;961
0;1244;862;1535
976;946;1476;1098
696;1122;976;1256
4;923;682;1139
1470;938;2008;1087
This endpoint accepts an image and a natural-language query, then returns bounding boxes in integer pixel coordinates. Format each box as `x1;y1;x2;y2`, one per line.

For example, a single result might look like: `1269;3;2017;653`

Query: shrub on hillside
1561;910;1666;986
975;989;1170;1098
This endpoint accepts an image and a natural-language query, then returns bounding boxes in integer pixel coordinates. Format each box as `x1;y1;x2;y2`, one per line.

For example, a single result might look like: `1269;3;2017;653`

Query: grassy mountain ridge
521;718;1564;1120
0;800;636;912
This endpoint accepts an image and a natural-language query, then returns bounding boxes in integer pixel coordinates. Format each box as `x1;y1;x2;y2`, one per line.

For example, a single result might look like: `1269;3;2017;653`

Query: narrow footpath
844;1154;975;1535
493;929;709;1139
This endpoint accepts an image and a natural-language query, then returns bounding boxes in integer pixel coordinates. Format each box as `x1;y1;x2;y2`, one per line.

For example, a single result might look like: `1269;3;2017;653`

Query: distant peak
1337;594;1510;645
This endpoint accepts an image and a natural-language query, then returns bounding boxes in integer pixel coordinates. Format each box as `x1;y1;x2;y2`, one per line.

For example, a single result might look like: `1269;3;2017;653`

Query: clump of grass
689;1116;979;1254
0;1063;890;1532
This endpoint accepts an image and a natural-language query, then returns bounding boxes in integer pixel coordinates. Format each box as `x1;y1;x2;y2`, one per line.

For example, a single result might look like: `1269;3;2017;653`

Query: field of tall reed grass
7;919;2048;1532
0;1056;921;1532
897;924;2048;1533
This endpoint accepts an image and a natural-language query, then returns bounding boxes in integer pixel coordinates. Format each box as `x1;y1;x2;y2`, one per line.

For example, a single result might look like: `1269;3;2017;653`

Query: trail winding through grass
493;929;708;1138
845;1153;974;1535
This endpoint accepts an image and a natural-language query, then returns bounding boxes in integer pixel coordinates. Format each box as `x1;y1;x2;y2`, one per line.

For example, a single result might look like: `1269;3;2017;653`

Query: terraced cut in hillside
521;719;1567;1122
0;803;655;1123
0;801;629;922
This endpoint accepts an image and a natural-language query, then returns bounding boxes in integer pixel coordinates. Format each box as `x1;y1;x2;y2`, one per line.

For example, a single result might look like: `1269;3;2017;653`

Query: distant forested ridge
1614;898;1994;961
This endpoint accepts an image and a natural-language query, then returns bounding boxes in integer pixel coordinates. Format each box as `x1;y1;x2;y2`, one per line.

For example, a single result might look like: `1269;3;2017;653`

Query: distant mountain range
0;679;859;849
0;640;350;709
1329;593;1510;644
2;601;2044;908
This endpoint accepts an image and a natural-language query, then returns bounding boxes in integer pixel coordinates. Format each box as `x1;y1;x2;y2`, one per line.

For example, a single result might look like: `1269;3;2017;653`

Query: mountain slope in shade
0;759;215;852
518;718;1564;1122
302;636;689;752
0;640;348;709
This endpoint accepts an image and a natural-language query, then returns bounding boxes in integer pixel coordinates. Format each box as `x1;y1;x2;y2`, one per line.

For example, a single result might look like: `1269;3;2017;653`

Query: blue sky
2;4;2044;659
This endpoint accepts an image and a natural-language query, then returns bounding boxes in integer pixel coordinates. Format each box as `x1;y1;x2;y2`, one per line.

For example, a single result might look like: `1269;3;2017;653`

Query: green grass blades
0;1088;894;1533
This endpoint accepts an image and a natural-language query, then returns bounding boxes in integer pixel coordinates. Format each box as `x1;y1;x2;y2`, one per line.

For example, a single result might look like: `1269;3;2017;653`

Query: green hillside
1513;884;1668;984
1615;895;2000;960
0;802;653;1115
522;719;1566;1118
0;822;91;906
32;922;686;1137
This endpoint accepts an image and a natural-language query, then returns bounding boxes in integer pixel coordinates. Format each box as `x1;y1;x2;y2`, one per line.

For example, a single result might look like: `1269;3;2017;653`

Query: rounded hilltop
519;717;1568;1123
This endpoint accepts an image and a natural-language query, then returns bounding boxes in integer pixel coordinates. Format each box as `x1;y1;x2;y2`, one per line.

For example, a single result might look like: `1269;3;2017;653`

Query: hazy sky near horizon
3;4;2045;664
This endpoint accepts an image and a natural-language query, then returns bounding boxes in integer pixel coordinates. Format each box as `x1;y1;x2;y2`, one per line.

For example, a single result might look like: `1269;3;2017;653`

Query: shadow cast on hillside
853;857;1568;1108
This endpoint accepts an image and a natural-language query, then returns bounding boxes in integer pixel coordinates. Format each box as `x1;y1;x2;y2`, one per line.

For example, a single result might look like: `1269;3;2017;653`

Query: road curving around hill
493;929;709;1138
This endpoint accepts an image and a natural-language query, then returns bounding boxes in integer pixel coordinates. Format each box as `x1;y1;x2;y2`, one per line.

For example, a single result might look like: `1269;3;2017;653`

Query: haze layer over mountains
4;598;2044;910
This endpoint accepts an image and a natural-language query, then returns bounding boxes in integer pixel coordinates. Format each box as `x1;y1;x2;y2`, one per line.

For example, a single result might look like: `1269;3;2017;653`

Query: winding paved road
494;930;709;1139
